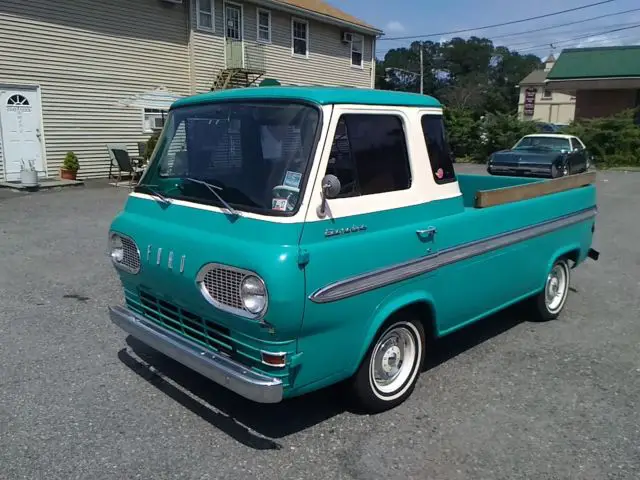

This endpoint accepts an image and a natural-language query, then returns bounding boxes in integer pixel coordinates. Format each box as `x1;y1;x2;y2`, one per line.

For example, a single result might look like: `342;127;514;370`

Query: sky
336;0;640;60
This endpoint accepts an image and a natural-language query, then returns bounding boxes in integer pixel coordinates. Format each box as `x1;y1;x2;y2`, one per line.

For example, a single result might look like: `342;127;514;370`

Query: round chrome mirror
322;174;341;199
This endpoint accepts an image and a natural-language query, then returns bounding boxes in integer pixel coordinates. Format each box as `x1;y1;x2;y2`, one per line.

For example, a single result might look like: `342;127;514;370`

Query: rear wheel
531;258;571;321
350;317;426;413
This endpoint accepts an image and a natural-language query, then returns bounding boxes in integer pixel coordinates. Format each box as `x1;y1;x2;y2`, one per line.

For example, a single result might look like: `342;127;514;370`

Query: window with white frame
257;9;271;43
542;88;552;99
196;0;214;32
351;35;364;67
292;18;308;57
143;108;166;133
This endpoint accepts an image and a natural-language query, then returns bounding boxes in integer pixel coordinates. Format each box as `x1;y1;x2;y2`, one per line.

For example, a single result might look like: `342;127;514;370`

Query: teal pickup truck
108;87;599;413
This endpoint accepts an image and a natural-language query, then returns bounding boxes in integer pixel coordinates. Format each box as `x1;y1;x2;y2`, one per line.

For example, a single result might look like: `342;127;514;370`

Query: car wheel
350;317;426;413
531;258;571;321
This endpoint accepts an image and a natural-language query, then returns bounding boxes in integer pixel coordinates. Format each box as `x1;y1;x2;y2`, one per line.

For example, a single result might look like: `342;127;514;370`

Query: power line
378;0;615;41
517;23;640;52
375;13;640;58
505;20;640;49
488;7;640;42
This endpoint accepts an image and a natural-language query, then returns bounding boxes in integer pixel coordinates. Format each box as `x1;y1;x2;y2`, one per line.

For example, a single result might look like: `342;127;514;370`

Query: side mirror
317;174;341;218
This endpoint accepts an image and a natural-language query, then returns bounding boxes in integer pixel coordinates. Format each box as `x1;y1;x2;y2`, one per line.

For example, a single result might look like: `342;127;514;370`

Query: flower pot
20;169;39;187
60;168;77;180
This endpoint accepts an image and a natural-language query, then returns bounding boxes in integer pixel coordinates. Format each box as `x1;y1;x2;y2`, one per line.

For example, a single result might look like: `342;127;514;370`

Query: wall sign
524;87;536;116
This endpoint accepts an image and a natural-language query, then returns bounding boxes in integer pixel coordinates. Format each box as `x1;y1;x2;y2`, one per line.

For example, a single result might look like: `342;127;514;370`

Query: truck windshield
137;101;320;215
513;136;570;152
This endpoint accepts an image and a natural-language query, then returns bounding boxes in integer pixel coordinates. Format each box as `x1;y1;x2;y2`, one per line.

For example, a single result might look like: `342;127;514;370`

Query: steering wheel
272;185;300;212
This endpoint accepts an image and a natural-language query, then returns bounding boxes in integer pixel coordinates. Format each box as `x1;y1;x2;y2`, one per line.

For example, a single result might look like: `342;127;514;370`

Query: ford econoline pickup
108;87;599;413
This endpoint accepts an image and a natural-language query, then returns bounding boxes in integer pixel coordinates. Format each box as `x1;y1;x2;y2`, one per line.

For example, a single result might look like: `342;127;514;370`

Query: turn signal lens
261;352;287;368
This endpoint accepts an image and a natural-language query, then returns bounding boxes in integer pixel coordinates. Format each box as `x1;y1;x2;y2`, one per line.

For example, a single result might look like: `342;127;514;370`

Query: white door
0;86;45;181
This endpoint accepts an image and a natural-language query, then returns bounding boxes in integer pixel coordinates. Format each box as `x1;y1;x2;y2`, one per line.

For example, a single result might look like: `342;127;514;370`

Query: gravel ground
1;166;638;480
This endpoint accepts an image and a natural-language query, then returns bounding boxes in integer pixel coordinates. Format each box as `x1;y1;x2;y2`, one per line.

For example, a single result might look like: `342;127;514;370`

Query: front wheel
531;258;571;321
350;317;426;413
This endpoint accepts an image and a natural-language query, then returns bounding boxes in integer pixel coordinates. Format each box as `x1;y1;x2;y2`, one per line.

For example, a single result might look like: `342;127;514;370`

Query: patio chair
107;144;145;187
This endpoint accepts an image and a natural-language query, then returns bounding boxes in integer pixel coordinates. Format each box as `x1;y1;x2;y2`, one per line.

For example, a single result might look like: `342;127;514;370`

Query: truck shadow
117;304;527;449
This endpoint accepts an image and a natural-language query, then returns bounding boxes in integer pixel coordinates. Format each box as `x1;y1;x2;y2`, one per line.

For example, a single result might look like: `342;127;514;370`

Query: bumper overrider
109;305;283;403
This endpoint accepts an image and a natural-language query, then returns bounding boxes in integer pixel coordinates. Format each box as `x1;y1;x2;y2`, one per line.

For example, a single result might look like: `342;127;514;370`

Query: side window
421;114;456;184
325;114;412;198
571;137;584;150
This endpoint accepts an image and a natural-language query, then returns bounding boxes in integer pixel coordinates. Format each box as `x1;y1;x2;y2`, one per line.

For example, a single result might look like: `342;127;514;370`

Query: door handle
416;227;437;240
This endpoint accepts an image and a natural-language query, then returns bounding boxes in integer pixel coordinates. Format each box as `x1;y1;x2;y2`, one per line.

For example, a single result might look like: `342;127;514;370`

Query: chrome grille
203;267;244;310
196;263;262;318
120;236;141;273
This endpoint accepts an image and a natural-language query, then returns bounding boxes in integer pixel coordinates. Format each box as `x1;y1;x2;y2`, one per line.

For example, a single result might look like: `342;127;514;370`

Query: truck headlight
110;234;125;263
240;275;268;314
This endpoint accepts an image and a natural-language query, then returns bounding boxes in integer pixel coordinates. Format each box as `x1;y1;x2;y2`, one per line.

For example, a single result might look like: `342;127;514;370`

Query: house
516;54;576;125
544;46;640;120
0;0;382;182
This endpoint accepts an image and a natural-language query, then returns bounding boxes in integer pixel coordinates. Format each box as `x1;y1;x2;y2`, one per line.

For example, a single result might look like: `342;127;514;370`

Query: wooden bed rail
475;171;597;208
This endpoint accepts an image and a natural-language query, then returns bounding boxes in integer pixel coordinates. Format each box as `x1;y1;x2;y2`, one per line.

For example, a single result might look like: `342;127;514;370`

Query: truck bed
457;172;597;208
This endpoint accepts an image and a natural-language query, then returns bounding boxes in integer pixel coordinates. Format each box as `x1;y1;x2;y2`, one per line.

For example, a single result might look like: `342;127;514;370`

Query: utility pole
419;42;424;95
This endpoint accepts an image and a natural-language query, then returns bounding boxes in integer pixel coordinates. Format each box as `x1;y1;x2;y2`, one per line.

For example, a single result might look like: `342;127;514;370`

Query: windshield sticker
283;171;302;189
272;198;288;211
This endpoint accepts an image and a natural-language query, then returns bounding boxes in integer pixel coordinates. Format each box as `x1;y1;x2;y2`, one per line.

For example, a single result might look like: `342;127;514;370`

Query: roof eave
254;0;383;35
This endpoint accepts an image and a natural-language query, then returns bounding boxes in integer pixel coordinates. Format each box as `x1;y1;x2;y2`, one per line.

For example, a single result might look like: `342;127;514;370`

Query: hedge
563;109;640;168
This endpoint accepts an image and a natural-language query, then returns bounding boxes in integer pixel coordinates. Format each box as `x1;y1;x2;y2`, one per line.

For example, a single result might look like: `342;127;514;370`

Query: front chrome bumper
109;305;283;403
488;164;551;176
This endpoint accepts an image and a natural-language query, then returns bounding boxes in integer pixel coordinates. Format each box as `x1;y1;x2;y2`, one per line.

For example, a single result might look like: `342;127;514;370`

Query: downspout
371;35;377;89
187;0;197;94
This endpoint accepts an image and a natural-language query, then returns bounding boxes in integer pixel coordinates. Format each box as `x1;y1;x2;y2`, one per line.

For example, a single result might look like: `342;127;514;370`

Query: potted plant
60;151;79;180
20;159;39;188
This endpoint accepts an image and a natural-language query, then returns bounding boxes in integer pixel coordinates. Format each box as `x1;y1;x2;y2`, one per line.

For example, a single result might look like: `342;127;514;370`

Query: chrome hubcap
371;326;417;394
545;264;567;312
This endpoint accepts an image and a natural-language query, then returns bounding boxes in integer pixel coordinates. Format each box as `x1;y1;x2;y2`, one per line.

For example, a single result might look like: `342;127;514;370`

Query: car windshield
137;101;320;215
513;136;570;152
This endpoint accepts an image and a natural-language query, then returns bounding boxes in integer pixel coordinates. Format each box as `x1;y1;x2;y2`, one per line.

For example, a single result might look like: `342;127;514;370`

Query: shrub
476;112;538;161
443;107;481;160
564;108;640;168
62;151;79;172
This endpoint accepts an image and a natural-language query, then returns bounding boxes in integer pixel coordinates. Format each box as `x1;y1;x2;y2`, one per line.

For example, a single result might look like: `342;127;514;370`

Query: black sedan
487;134;591;178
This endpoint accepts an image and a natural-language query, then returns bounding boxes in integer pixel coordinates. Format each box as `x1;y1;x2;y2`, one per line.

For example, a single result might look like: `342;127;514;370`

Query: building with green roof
544;46;640;119
516;55;576;124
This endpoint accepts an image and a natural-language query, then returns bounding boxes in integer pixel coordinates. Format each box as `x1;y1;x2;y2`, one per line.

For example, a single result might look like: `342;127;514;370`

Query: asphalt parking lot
1;165;639;480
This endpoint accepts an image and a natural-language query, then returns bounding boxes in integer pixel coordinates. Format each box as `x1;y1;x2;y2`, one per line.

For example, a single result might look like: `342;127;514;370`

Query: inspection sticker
283;171;302;189
272;198;288;211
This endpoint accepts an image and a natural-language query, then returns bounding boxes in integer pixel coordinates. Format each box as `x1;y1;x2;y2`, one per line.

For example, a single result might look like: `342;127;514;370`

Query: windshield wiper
184;177;239;217
136;183;172;206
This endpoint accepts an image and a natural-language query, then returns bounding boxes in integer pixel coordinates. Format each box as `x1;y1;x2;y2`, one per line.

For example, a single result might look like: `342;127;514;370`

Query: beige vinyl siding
190;0;374;92
242;3;373;88
0;0;191;179
190;0;226;93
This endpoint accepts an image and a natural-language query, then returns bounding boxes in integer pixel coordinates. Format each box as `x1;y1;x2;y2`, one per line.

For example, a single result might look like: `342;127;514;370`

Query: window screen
325;114;411;198
421;114;456;184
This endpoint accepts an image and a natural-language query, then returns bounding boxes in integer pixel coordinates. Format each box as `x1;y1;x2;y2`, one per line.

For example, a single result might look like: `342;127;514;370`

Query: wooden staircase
211;68;265;91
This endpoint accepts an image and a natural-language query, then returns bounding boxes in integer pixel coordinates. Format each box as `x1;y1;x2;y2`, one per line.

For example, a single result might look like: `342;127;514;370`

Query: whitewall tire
350;317;426;413
532;258;571;321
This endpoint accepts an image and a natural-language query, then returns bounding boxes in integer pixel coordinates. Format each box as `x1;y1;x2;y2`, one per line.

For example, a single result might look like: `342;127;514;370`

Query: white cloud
385;21;406;34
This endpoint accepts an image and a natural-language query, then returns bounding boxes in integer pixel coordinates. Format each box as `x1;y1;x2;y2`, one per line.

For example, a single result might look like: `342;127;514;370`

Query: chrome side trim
310;207;597;304
109;305;283;403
